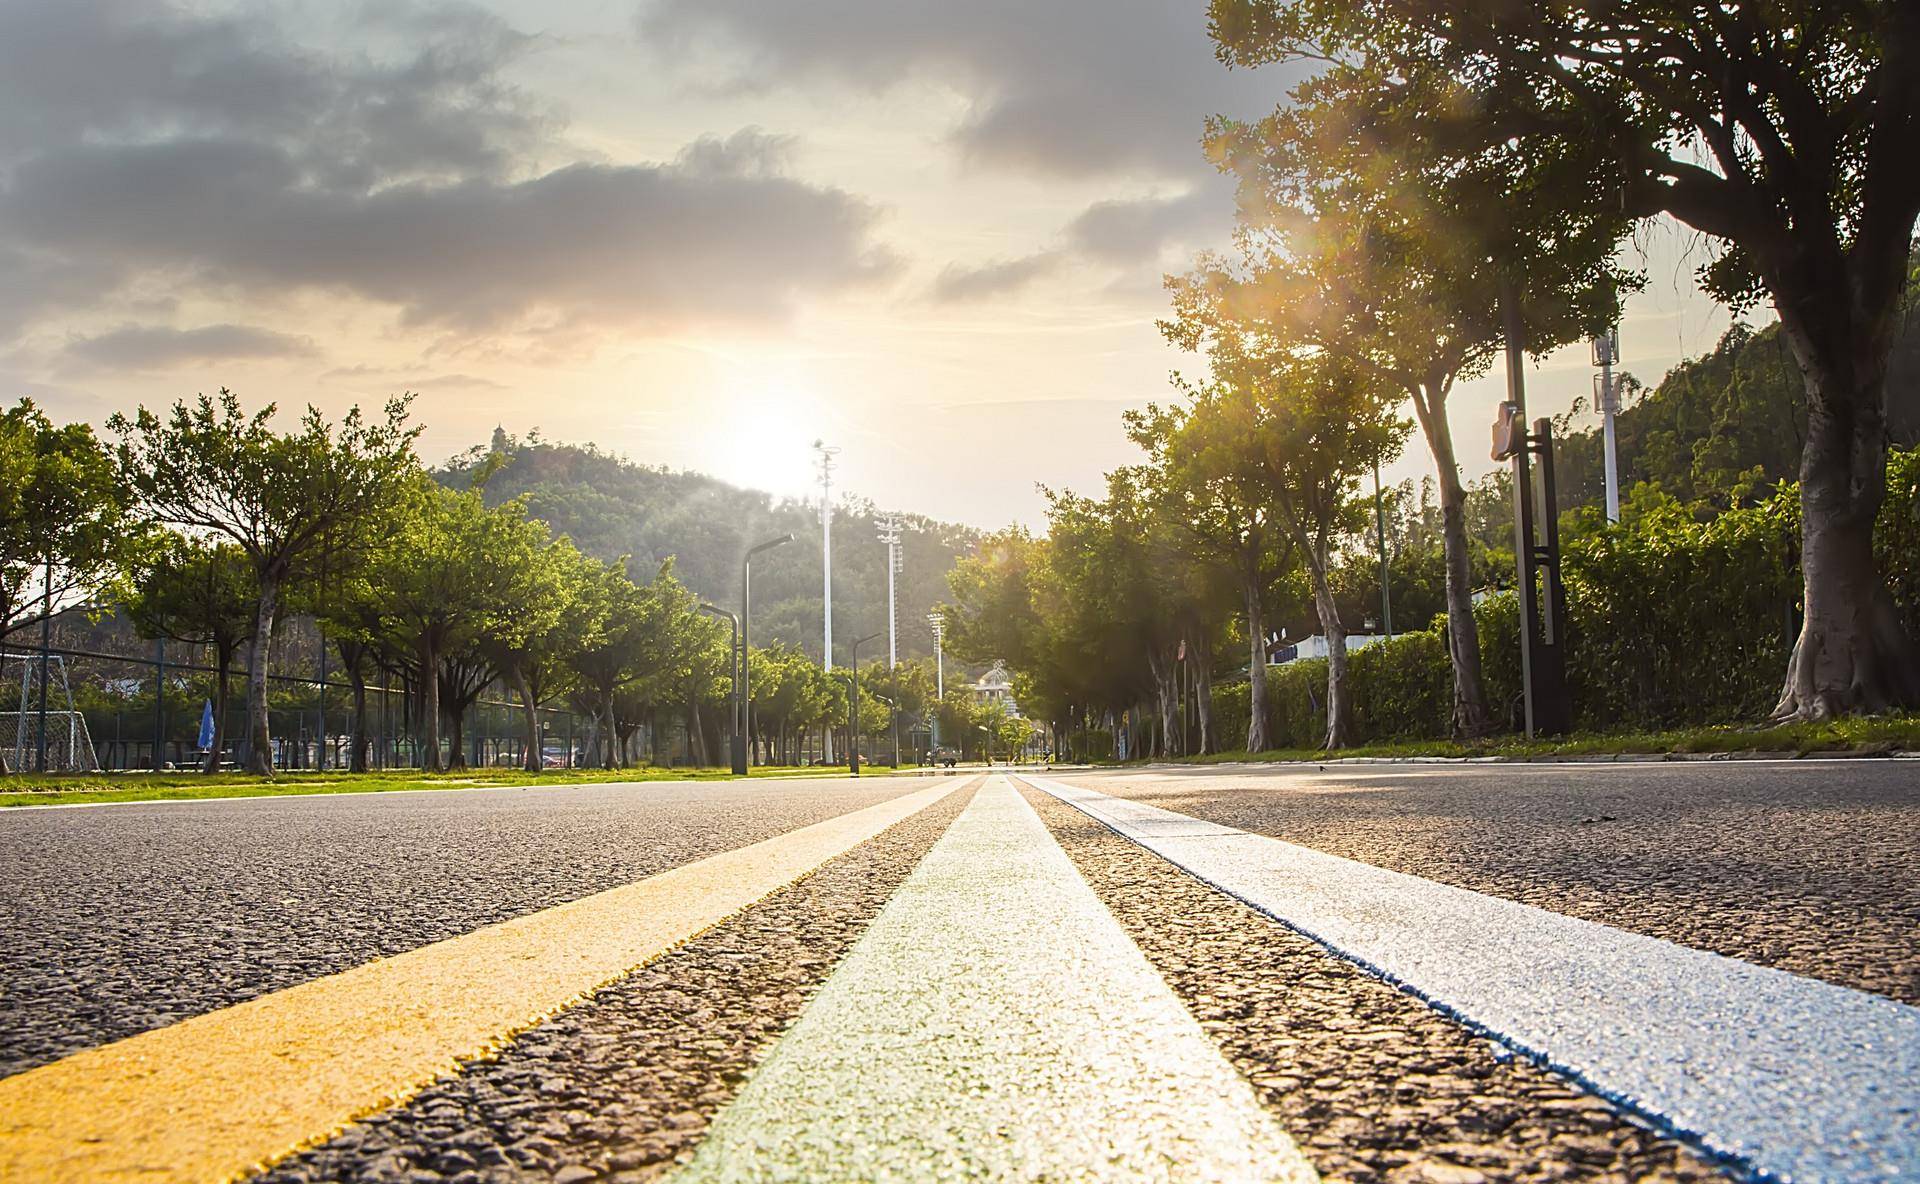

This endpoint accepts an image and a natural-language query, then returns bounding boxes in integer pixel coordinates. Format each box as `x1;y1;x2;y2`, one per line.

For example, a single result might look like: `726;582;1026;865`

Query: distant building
970;661;1019;714
1272;633;1391;665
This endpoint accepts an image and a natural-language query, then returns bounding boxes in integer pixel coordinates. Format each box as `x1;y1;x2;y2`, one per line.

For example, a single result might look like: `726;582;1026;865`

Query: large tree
1188;77;1631;735
366;477;559;772
1211;0;1920;716
111;392;419;774
1129;389;1297;753
0;400;135;641
122;536;256;773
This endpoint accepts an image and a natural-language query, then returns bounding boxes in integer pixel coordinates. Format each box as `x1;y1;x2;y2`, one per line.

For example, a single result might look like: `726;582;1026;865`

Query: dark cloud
642;0;1294;182
1064;189;1226;266
930;253;1061;304
5;130;895;332
0;2;897;344
0;0;551;185
66;323;319;367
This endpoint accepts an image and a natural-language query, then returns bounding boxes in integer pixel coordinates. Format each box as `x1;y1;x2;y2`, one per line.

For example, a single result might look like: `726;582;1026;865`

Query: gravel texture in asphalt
0;777;912;1076
1060;762;1920;1004
256;780;977;1184
1025;786;1732;1184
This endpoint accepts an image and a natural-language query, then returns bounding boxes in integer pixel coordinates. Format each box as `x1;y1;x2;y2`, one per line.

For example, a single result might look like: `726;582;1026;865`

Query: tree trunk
418;636;443;772
1244;568;1270;753
346;652;369;773
205;653;231;775
1307;546;1352;749
602;700;618;769
515;669;542;772
1772;315;1920;716
1195;632;1215;755
688;694;708;766
1435;463;1495;738
445;694;467;770
242;575;280;776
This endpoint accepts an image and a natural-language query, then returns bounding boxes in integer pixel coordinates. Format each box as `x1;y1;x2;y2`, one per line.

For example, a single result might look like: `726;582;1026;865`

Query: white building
1271;633;1391;665
970;661;1020;714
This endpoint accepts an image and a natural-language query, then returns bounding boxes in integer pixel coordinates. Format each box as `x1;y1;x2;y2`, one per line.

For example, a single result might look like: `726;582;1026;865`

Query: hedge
1209;450;1918;748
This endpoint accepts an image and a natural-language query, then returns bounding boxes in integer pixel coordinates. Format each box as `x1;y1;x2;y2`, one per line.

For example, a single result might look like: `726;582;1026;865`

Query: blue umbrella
197;700;215;751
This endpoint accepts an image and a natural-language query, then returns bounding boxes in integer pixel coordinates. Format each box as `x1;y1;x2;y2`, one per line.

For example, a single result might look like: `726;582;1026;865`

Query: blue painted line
1020;774;1920;1184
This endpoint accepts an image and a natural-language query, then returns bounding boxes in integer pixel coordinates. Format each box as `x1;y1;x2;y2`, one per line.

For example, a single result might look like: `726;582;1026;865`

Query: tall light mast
813;440;840;763
927;611;945;750
1593;327;1622;523
878;515;902;669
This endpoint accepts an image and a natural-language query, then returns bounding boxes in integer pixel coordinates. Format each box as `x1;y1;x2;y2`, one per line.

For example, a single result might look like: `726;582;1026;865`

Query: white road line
673;775;1318;1184
1021;773;1920;1184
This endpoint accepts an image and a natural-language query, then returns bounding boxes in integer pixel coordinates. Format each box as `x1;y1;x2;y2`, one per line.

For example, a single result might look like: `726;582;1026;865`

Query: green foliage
0;399;135;638
440;436;979;663
1214;454;1918;745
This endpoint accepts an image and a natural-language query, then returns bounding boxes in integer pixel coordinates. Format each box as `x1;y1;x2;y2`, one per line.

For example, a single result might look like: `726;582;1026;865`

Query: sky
0;0;1751;529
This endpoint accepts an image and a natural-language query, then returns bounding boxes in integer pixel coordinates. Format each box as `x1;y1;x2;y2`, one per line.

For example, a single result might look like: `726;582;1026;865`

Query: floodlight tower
877;515;903;669
927;611;946;751
813;440;840;762
1593;326;1622;524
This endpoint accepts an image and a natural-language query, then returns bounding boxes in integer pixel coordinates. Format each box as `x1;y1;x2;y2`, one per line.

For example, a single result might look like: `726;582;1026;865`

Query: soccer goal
0;653;101;773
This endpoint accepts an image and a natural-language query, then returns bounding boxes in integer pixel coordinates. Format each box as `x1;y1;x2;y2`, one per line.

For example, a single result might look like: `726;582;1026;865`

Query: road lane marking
1020;773;1920;1184
0;777;971;1184
674;775;1317;1183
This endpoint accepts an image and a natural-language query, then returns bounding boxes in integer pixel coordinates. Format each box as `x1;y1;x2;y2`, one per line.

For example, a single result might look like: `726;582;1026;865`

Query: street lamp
742;532;793;767
845;630;882;775
873;692;900;768
698;604;745;775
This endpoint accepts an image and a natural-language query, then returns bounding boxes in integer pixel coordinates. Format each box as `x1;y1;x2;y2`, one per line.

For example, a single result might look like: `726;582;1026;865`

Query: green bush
1205;449;1916;748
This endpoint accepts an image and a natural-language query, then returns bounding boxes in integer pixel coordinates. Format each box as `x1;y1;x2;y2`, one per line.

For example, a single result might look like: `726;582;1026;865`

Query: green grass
0;762;898;808
1151;714;1920;766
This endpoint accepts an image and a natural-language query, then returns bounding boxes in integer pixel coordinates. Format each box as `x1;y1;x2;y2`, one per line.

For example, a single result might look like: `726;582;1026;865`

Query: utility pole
878;515;902;670
1594;326;1622;524
1372;458;1393;639
813;440;840;762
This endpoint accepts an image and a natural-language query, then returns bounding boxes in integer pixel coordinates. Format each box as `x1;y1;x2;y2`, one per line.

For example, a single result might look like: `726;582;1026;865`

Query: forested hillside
1554;302;1920;512
435;434;980;664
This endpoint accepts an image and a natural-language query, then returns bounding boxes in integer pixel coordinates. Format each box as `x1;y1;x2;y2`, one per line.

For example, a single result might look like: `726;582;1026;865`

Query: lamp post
698;604;746;775
741;532;794;766
845;630;882;775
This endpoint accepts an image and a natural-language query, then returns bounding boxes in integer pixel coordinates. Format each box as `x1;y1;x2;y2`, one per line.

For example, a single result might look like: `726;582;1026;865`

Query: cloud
1064;190;1226;266
642;0;1294;182
5;130;896;333
928;187;1228;305
65;323;319;368
930;253;1061;304
0;0;552;185
0;3;897;343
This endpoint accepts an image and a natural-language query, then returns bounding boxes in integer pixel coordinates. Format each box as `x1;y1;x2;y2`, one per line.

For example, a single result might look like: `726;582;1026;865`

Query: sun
701;368;830;499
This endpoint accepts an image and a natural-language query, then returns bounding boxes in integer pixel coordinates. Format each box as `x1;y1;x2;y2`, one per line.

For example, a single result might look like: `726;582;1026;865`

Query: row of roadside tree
3;391;1023;775
937;2;1919;752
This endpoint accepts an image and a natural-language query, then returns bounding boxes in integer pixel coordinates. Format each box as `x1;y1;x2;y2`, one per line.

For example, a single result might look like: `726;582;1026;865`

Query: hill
435;434;981;664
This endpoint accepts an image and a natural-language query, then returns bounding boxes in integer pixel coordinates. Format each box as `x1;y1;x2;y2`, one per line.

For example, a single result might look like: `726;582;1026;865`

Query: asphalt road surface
0;760;1914;1184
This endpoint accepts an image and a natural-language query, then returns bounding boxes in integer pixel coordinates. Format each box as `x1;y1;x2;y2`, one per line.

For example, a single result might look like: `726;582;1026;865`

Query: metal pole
1504;279;1539;739
1373;458;1394;639
35;555;51;773
815;443;839;763
1599;329;1621;524
741;534;792;767
153;637;166;770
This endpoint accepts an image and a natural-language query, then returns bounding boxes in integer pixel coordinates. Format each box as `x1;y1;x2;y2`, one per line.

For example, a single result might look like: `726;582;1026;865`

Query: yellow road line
0;777;969;1184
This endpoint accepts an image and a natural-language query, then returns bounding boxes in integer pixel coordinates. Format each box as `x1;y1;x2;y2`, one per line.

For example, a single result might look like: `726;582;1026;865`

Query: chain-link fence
1;611;592;773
